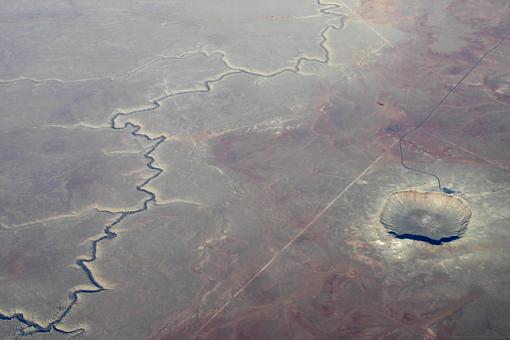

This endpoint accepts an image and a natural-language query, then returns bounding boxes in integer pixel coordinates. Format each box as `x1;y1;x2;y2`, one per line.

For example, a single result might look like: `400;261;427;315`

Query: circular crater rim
379;190;472;245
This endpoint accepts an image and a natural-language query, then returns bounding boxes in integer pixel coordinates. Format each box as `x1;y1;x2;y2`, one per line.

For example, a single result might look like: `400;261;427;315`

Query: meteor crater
380;190;472;245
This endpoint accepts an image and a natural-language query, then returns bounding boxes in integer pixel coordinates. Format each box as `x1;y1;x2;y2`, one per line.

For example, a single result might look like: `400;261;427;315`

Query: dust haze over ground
1;0;510;339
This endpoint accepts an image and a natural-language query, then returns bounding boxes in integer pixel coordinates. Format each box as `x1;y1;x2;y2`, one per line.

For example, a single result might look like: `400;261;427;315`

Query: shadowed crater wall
380;190;472;245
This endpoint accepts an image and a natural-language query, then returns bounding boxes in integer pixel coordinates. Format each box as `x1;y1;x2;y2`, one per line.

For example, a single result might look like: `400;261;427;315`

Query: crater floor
380;190;471;244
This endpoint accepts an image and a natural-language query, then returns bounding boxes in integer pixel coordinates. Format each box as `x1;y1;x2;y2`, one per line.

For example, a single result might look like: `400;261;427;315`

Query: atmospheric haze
1;0;510;339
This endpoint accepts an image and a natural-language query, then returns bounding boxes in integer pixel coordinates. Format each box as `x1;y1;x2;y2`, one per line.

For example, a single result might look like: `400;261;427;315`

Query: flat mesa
380;190;472;245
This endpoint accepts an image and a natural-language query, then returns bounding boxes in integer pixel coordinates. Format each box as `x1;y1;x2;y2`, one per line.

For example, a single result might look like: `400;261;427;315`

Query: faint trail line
0;50;206;85
1;8;349;335
399;30;510;190
338;0;394;48
0;2;370;335
193;139;397;336
425;131;510;172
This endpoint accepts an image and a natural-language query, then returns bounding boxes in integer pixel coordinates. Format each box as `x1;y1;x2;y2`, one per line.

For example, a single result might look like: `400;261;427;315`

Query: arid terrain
1;0;510;339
